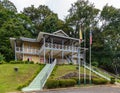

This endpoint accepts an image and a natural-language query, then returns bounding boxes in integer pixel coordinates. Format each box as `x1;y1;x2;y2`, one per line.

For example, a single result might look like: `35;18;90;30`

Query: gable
53;30;69;37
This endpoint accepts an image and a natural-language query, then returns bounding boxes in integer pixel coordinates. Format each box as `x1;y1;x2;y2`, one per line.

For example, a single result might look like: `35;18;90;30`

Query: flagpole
84;29;86;85
78;26;83;85
89;30;92;84
78;42;81;85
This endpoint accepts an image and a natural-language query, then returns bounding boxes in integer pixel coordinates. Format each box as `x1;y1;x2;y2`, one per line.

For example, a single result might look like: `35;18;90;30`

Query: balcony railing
45;43;78;52
16;47;39;55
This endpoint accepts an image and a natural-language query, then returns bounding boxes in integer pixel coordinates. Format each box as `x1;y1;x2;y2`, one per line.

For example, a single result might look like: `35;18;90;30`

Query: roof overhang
37;32;81;42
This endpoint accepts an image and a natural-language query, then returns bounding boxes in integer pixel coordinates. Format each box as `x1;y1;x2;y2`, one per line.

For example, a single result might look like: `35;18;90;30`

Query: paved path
25;85;120;93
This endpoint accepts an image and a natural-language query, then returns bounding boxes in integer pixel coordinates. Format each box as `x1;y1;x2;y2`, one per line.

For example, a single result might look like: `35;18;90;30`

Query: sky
9;0;120;20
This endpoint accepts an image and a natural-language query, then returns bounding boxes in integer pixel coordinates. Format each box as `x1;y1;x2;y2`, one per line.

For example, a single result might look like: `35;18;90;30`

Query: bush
59;79;76;87
0;60;6;64
45;79;59;89
110;77;115;84
92;61;99;67
45;79;76;89
69;62;73;65
9;60;34;64
10;60;23;64
29;61;34;64
71;77;89;84
0;54;5;62
92;78;108;84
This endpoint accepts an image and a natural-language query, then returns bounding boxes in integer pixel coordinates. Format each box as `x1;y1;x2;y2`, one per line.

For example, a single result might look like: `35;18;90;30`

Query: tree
0;5;33;61
66;0;99;38
100;5;120;73
42;14;60;33
23;5;55;36
0;0;17;12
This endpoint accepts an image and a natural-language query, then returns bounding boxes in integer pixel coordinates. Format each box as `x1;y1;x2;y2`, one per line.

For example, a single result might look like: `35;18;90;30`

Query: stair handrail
84;65;110;81
40;59;57;89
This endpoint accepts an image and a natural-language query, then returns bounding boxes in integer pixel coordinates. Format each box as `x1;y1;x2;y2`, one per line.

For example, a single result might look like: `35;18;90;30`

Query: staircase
65;56;72;63
84;65;111;81
22;59;56;91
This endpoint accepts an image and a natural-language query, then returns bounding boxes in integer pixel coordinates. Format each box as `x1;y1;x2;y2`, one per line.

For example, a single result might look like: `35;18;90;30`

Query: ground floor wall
22;54;78;64
23;54;40;63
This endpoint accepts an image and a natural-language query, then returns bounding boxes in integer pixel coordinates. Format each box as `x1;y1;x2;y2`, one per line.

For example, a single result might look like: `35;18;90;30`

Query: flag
90;30;92;45
79;28;83;43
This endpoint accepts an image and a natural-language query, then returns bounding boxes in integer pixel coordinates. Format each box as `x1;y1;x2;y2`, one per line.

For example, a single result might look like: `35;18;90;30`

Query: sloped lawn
0;64;44;93
49;65;98;79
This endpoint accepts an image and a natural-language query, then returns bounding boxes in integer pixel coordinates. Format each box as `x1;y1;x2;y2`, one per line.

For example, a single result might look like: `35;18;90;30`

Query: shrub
110;77;115;84
29;61;34;64
45;79;76;89
92;61;99;67
0;54;5;62
10;60;23;64
9;60;35;64
69;62;73;65
92;78;108;84
0;60;6;64
71;77;89;84
45;79;59;89
59;79;76;87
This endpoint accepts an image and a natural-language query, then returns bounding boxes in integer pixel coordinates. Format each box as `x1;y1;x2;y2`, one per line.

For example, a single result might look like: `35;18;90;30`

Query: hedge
71;77;89;84
45;79;59;89
110;77;115;84
92;78;108;84
59;79;76;87
45;78;109;89
10;60;34;64
45;79;76;89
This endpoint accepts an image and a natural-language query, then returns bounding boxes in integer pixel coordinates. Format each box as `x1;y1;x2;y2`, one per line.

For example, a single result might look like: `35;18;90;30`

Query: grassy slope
0;64;44;93
49;65;98;79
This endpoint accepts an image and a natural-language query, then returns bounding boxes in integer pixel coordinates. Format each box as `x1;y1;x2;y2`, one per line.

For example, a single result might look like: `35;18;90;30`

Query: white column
22;42;24;61
44;36;46;64
62;40;64;63
14;40;17;61
51;38;53;63
72;41;73;63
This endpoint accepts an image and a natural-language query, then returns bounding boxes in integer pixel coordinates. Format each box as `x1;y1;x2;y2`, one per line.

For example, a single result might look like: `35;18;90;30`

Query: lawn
0;64;44;93
49;65;98;79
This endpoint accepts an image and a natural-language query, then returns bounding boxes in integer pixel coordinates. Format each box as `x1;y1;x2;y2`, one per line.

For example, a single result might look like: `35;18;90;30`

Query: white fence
16;47;39;55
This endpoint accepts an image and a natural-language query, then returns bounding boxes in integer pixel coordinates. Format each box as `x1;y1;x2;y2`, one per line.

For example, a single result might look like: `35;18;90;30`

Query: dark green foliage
9;60;34;64
71;77;89;84
59;79;76;87
92;61;99;67
69;62;73;65
45;79;76;89
0;0;17;12
45;79;59;89
42;14;58;33
45;78;109;89
0;5;33;62
92;78;108;85
0;54;5;62
110;77;115;84
66;0;99;38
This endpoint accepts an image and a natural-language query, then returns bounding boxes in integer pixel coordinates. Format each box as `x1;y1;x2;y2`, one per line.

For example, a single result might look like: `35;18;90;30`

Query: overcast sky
9;0;120;20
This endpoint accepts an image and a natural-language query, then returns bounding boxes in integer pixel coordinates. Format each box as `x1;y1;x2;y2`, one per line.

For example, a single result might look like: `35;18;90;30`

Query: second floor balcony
44;43;79;52
16;47;39;55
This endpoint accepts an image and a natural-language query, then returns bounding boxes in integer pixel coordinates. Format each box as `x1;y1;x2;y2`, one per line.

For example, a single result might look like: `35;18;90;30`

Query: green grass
0;64;44;93
49;65;98;79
